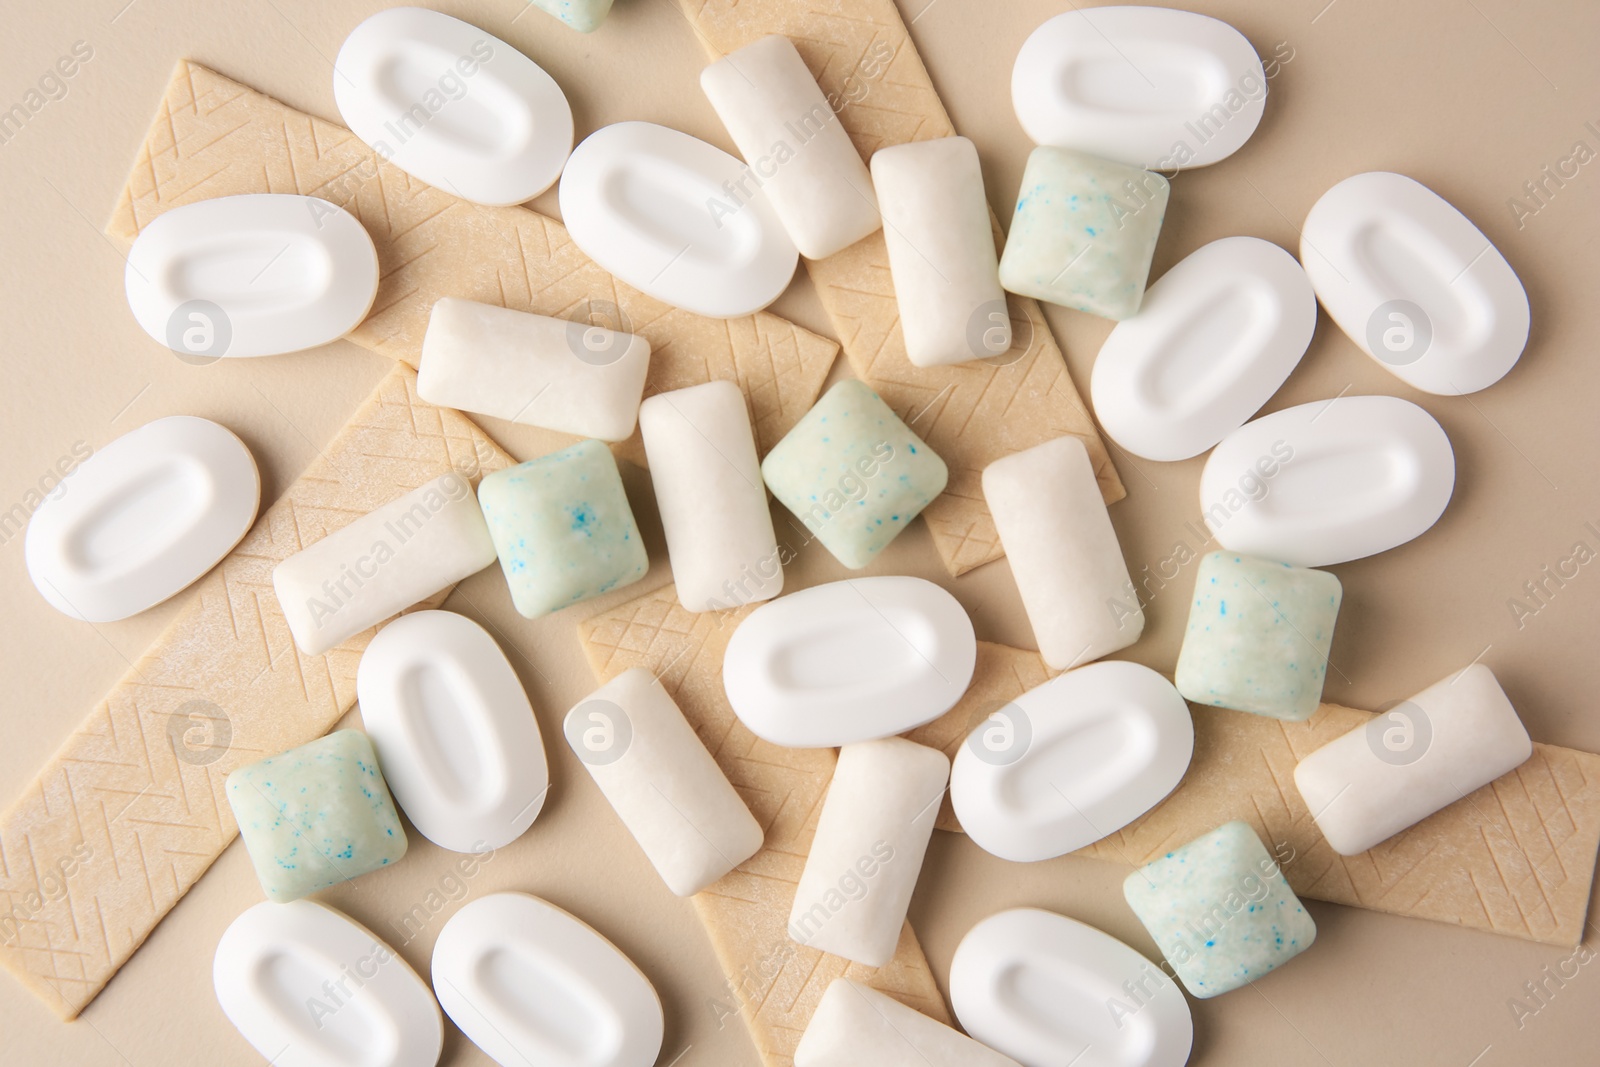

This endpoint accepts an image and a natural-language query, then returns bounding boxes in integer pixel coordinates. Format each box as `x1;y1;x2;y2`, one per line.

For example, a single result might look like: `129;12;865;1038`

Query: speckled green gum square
1174;552;1342;721
225;730;407;903
529;0;613;32
477;439;648;619
760;379;948;569
1123;821;1316;998
998;146;1169;321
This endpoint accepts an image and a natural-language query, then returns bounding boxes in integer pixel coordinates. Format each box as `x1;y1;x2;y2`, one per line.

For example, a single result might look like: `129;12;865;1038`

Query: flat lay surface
0;1;1597;1064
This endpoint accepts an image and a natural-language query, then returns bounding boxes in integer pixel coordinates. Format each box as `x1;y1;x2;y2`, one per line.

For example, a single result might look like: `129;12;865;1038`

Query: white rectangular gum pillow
1199;394;1455;567
795;978;1023;1067
559;121;799;318
950;908;1193;1067
565;667;764;896
418;297;651;441
125;193;379;360
723;576;977;747
1012;6;1266;171
638;381;783;612
951;661;1194;862
1294;663;1534;856
357;610;548;853
788;737;949;967
1300;171;1530;394
1090;236;1317;461
333;7;574;206
431;892;664;1067
214;899;443;1067
25;416;259;622
870;136;1011;367
273;471;497;655
700;35;881;260
983;435;1142;669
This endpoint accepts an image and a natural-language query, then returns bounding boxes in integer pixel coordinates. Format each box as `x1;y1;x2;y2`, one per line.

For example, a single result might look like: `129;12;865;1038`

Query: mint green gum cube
1175;552;1342;721
226;730;407;903
477;439;648;619
761;380;948;569
998;147;1169;320
528;0;613;32
1123;821;1316;998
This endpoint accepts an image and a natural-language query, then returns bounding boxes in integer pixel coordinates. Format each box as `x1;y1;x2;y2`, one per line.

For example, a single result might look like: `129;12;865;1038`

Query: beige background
1;0;1597;1063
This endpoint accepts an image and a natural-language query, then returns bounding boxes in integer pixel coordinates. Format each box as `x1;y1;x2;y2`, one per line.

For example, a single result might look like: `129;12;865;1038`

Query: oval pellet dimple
1199;394;1456;567
950;908;1194;1067
334;8;574;207
722;576;977;747
213;899;442;1067
1091;236;1317;461
124;193;379;359
951;661;1194;862
1301;171;1530;394
558;121;799;319
25;416;259;622
1012;6;1267;170
431;893;664;1067
357;610;548;853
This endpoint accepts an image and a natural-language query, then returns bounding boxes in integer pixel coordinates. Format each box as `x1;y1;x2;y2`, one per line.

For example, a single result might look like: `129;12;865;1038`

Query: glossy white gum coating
334;7;574;205
1301;171;1529;395
1090;236;1317;461
565;667;764;896
787;738;949;967
214;899;442;1067
700;35;881;260
357;610;548;852
1294;664;1533;855
870;136;1010;366
273;472;497;656
638;381;783;612
418;297;650;441
1012;6;1267;170
983;435;1142;669
25;416;259;622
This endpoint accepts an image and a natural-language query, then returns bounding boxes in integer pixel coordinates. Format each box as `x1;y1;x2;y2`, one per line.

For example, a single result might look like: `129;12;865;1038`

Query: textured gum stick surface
676;0;1125;577
580;585;950;1067
0;366;512;1019
905;651;1600;947
105;61;839;467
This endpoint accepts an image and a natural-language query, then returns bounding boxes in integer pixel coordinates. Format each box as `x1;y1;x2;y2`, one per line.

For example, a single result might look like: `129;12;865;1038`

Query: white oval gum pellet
950;908;1193;1067
25;416;259;622
273;472;498;656
1294;663;1533;856
559;121;799;318
334;7;574;206
418;297;651;441
125;194;378;359
357;610;548;852
796;978;1024;1067
1199;394;1455;567
431;892;664;1067
1012;6;1266;170
723;576;977;747
566;668;763;895
1301;171;1530;394
214;899;443;1067
788;738;949;967
983;436;1141;670
871;136;1011;367
951;661;1194;862
639;381;783;612
700;35;880;260
1091;236;1317;460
